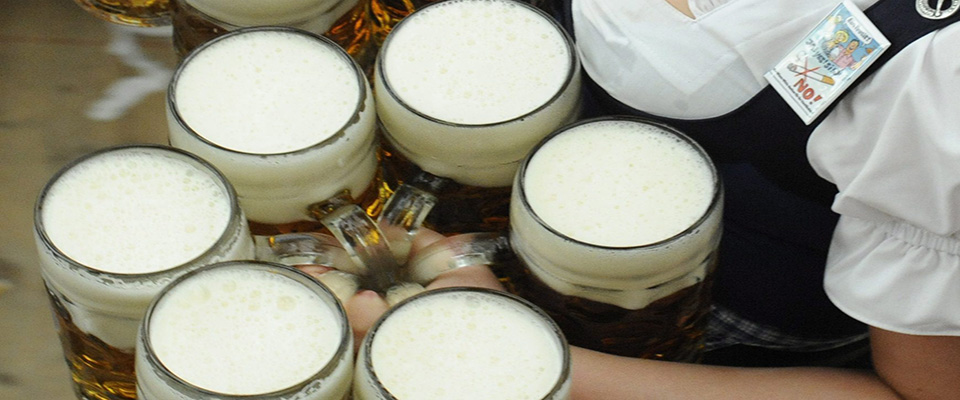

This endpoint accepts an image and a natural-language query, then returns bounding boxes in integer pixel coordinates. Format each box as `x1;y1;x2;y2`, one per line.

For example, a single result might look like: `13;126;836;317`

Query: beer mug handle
254;232;362;302
320;184;437;293
377;184;438;263
321;204;401;294
405;232;514;285
256;232;358;272
259;183;437;295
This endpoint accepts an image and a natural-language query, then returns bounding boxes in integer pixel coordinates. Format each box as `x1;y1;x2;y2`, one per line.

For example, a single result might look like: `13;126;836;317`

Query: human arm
309;221;960;399
571;327;960;400
340;262;960;399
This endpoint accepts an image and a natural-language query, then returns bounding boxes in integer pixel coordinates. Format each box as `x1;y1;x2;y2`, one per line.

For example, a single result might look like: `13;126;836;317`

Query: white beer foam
185;0;341;27
368;291;564;400
146;266;347;396
382;0;569;124
169;29;378;224
174;30;360;154
523;120;714;248
41;150;232;274
375;0;581;187
510;120;722;309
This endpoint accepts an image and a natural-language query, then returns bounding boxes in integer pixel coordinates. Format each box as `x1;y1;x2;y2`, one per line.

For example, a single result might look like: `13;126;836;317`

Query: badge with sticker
765;0;890;124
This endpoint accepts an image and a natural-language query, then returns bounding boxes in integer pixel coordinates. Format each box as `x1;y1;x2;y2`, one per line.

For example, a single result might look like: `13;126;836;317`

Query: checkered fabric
705;304;868;352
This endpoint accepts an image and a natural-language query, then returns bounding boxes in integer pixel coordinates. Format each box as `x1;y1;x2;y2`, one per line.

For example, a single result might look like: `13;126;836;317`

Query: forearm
570;346;899;400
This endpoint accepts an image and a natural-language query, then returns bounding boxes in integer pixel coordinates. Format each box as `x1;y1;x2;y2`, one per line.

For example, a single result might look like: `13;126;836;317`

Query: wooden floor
0;2;180;398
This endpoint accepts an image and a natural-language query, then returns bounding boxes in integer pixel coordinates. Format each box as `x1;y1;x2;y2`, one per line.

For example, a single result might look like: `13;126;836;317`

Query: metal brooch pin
916;0;958;20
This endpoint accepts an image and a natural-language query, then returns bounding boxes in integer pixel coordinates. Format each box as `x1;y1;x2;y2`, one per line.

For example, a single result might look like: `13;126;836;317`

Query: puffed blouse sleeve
807;24;960;336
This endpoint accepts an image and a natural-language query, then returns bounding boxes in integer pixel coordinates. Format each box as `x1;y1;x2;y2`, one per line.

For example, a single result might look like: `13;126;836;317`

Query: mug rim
514;116;724;251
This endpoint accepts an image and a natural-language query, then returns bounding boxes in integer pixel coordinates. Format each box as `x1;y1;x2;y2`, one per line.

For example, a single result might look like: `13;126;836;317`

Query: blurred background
0;1;179;397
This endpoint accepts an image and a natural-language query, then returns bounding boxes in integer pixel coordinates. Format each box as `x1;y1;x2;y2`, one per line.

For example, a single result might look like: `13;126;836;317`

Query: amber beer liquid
34;146;255;400
375;0;581;234
168;27;386;237
353;288;571;400
136;262;353;399
509;118;723;361
368;0;437;45
73;0;172;27
170;0;377;72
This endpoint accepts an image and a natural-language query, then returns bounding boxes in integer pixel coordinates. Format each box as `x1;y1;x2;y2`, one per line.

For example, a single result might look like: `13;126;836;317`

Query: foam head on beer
523;119;715;247
172;28;360;154
375;0;581;187
510;118;722;309
35;145;253;349
137;262;353;398
354;288;570;400
40;148;234;274
168;27;377;224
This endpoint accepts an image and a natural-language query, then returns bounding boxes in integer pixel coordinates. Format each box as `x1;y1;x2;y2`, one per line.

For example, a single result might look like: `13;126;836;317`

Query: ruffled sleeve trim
824;217;960;336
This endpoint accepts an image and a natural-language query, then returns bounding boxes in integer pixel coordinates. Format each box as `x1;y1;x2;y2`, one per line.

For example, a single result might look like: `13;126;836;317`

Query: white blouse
573;0;960;335
810;22;960;336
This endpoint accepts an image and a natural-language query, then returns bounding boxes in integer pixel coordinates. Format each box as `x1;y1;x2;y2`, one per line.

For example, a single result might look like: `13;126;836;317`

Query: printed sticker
765;0;890;124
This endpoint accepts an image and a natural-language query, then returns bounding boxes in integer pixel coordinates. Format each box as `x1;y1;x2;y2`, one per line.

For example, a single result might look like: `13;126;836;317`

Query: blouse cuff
824;216;960;336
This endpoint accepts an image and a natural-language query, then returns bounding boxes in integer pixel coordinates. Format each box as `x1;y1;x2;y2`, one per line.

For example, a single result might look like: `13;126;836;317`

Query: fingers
297;265;334;278
344;290;390;352
426;264;506;292
296;227;506;353
409;228;446;254
296;265;359;306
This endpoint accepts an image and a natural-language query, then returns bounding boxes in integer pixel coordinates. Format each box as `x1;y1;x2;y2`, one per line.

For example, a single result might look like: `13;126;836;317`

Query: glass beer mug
168;27;443;296
34;145;255;400
136;261;353;399
167;27;385;237
353;287;571;400
72;0;172;27
375;0;581;234
508;117;724;362
170;0;377;72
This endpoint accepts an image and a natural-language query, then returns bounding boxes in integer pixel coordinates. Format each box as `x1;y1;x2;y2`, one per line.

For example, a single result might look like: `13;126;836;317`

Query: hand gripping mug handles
259;184;438;296
404;231;515;286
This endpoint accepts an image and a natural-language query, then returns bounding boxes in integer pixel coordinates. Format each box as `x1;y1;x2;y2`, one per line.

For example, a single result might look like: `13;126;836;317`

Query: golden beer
34;145;254;400
171;0;377;74
368;0;437;45
375;0;581;234
48;293;138;400
508;118;723;361
511;259;717;361
72;0;171;27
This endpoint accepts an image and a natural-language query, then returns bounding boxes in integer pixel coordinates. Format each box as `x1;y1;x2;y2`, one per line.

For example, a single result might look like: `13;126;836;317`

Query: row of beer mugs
134;262;571;399
72;0;412;69
72;0;558;74
32;142;566;400
39;0;724;399
160;0;579;236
